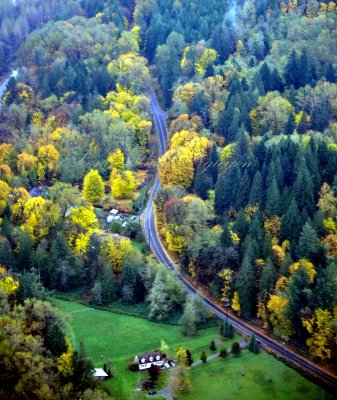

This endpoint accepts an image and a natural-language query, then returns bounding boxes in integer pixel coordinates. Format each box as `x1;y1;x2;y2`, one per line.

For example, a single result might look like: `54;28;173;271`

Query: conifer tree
236;255;256;317
265;176;281;217
297;222;321;261
259;257;277;301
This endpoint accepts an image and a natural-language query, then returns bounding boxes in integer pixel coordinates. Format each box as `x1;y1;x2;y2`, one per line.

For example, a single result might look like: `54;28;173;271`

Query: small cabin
93;368;108;380
134;351;164;370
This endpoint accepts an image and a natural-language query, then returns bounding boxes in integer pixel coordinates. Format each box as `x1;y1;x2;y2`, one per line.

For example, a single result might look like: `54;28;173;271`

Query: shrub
128;362;139;372
210;340;216;351
231;342;241;356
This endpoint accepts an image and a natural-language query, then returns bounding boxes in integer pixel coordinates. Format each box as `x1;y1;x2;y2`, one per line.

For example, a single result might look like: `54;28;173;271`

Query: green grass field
179;352;333;400
53;298;238;400
53;299;332;400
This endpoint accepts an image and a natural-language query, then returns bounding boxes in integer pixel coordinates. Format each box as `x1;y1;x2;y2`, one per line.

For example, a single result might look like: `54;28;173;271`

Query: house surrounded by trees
134;351;164;370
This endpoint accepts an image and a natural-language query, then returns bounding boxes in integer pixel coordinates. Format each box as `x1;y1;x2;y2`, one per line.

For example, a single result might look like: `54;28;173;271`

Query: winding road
142;92;337;390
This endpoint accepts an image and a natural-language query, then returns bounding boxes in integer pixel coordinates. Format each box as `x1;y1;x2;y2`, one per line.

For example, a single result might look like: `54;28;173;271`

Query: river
0;69;18;109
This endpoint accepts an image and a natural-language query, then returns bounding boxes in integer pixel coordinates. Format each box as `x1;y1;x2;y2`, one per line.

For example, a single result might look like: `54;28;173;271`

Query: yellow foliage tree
83;169;105;203
0;164;13;182
37;144;60;178
302;309;333;359
218;268;232;302
22;197;59;242
66;205;99;254
175;346;188;365
159;147;194;189
111;170;135;199
106;237;132;273
271;245;286;268
0;266;19;294
232;291;240;314
267;295;294;339
0;180;10;215
166;225;187;255
289;259;317;284
57;337;74;376
10;188;30;225
0;143;15;165
108;148;125;173
257;301;269;329
17;152;38;179
170;130;198;149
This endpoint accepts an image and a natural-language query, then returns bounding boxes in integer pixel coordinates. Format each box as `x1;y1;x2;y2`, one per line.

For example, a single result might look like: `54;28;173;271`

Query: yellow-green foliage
111;170;135;199
66;205;99;254
0;180;10;215
57;337;74;376
83;169;105;203
22;197;59;242
302;309;333;359
106;237;132;272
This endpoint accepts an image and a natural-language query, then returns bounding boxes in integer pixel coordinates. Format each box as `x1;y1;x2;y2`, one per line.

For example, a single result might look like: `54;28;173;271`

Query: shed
93;368;108;380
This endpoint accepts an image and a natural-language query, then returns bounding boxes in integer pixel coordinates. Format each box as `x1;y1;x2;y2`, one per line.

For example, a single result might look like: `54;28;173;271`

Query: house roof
93;368;108;377
109;208;119;215
136;351;163;364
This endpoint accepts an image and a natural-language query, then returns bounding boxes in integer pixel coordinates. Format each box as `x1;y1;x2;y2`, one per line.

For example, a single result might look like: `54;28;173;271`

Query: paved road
143;92;337;389
0;69;17;109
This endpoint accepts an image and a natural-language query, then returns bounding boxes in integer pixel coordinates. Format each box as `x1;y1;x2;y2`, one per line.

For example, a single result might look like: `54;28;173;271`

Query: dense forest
153;0;337;363
1;0;337;397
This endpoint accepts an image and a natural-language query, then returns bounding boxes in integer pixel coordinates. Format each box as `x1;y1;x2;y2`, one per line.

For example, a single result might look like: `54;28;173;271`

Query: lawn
179;352;333;400
53;298;238;400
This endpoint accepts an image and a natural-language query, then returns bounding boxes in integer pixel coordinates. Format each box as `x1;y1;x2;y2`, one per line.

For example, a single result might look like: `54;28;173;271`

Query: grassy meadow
53;299;333;400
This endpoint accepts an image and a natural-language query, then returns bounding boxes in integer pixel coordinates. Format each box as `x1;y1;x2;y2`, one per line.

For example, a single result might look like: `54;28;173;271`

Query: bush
219;348;228;359
128;362;139;372
231;342;241;356
186;349;193;366
209;340;216;351
200;351;207;364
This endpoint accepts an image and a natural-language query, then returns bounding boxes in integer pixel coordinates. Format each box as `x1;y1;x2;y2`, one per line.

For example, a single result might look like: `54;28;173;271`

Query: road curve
142;92;337;389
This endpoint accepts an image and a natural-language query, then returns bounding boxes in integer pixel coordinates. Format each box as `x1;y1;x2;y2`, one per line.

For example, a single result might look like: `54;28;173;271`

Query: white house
93;368;108;380
134;351;164;370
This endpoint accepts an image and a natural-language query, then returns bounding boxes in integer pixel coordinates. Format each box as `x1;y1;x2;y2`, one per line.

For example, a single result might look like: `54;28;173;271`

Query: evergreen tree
281;198;302;242
186;349;193;366
314;261;337;309
194;167;212;199
214;165;241;214
248;335;260;354
231;342;241;355
200;351;207;364
85;234;102;283
209;340;216;351
297;112;310;134
285;112;296;135
265;176;281;217
299;48;310;87
297;222;322;262
99;264;116;305
209;143;219;185
259;257;277;301
219;347;228;359
286;267;312;338
260;62;272;92
271;68;283;92
285;49;300;88
325;62;336;83
180;300;198;336
220;221;233;247
234;209;249;240
248;171;263;205
236;255;256;317
292;161;315;214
